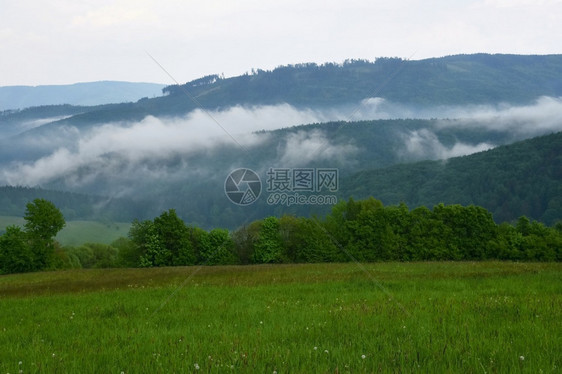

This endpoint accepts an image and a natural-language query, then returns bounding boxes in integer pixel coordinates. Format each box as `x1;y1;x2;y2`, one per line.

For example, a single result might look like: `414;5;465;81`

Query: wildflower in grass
361;354;366;359
324;350;329;354
520;356;525;361
18;362;22;366
313;347;317;350
194;363;200;370
52;353;55;358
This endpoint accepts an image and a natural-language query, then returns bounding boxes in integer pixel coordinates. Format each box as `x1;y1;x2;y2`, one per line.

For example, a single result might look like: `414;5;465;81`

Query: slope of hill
340;132;562;225
0;81;165;111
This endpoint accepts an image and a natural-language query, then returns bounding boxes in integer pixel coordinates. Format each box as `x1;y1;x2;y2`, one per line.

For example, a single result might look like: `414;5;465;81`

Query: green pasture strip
0;262;560;373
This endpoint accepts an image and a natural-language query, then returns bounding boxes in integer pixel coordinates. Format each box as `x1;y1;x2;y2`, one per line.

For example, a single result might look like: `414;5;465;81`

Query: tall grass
0;262;560;373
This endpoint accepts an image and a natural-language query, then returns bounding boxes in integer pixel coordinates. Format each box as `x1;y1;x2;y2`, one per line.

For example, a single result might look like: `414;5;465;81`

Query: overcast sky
1;0;561;87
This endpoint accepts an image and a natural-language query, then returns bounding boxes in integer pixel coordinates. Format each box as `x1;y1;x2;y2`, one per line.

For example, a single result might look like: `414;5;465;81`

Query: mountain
1;127;559;228
341;132;562;225
0;54;561;228
0;81;165;111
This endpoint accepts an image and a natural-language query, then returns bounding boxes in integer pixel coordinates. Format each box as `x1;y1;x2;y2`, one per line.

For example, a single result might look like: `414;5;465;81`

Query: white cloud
399;96;562;160
0;103;341;186
2;96;562;188
402;129;494;160
435;96;562;135
277;129;357;167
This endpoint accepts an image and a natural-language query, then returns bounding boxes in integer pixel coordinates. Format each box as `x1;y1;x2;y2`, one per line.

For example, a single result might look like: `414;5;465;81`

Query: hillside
341;132;562;225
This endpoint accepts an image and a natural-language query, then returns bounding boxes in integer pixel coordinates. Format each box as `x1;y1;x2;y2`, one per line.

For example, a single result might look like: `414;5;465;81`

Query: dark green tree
231;221;261;264
0;226;34;274
252;216;284;263
199;228;238;265
138;223;166;267
24;198;65;270
113;237;139;267
153;209;194;265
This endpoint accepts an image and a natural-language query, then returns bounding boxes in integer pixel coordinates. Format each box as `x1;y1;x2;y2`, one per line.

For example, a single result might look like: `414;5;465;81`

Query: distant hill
340;132;562;225
0;81;165;110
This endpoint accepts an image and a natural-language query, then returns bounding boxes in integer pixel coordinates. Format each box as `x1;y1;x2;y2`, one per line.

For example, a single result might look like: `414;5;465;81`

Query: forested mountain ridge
341;131;562;225
163;54;562;107
2;54;561;131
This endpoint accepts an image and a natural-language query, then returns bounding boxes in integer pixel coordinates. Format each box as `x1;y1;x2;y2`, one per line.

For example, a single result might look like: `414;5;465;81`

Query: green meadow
0;262;560;373
0;216;130;246
54;220;131;247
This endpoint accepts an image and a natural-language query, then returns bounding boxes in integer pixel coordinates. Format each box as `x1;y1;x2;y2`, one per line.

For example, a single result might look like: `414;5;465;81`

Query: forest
1;197;560;274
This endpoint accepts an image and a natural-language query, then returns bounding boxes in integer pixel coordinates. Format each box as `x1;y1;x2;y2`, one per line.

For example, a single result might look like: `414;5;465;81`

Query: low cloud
399;96;562;160
0;104;351;187
434;96;562;135
402;129;494;160
2;96;562;189
277;129;357;167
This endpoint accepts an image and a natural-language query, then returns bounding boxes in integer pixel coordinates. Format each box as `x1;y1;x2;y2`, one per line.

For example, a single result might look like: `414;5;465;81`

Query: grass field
0;216;130;246
0;262;560;373
0;216;25;231
54;220;131;246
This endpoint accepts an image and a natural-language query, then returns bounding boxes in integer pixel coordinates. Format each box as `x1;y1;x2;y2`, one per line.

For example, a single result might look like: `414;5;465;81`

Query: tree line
2;197;561;274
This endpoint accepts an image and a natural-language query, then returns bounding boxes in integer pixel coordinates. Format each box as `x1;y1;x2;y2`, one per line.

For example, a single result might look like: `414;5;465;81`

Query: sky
1;0;561;87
